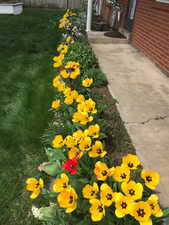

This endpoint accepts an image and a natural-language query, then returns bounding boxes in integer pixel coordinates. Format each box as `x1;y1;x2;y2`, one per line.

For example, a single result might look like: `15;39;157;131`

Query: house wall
101;0;169;75
131;0;169;75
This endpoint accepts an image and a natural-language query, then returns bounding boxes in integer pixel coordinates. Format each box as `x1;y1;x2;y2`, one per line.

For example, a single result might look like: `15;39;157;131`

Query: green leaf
99;132;107;139
68;106;74;115
76;215;91;225
39;205;57;222
113;182;118;192
78;178;90;184
163;208;169;217
42;161;61;176
48;191;57;199
45;147;66;162
41;188;48;195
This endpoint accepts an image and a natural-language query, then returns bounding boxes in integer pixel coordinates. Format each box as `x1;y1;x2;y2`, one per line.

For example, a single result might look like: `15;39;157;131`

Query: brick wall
131;0;169;75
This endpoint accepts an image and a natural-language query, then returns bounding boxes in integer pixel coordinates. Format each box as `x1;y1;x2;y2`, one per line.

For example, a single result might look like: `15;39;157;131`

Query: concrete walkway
88;33;169;208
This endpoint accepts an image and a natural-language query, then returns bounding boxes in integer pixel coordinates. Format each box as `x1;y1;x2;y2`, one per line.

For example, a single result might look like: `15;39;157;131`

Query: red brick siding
132;0;169;75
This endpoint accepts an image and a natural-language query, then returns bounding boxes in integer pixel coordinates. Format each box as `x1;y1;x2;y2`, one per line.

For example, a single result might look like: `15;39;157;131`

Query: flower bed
25;10;169;225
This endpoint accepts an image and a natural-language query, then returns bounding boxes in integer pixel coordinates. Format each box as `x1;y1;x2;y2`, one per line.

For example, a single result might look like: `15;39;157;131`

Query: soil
93;86;136;166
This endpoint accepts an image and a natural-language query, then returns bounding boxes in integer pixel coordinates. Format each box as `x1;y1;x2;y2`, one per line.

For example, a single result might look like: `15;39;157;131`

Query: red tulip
62;158;78;175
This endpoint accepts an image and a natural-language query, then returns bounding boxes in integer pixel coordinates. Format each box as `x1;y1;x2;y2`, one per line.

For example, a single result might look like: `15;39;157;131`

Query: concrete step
87;31;129;44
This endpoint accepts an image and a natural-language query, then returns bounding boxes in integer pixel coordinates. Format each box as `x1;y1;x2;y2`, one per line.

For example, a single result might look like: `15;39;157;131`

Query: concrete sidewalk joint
124;115;169;125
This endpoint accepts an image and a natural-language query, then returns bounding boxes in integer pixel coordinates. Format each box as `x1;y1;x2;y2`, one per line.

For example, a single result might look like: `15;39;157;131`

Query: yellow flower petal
30;190;40;199
39;178;44;189
139;219;152;225
115;209;125;218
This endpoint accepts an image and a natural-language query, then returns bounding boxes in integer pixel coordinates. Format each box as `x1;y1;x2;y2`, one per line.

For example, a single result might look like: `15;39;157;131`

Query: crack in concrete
125;115;169;125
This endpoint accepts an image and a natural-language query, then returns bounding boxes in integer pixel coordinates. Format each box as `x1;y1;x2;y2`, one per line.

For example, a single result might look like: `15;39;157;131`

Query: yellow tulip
66;36;74;43
52;75;61;88
141;169;160;190
68;147;83;159
53;54;64;62
57;44;68;54
64;96;74;105
82;182;99;199
100;183;114;207
89;199;105;222
53;61;62;68
64;135;76;148
85;98;97;114
63;87;72;96
57;83;65;92
130;201;152;225
26;178;44;199
53;54;64;68
115;194;133;218
77;102;87;112
51;100;60;109
72;130;85;144
121;180;143;200
57;187;78;213
65;61;79;69
84;124;100;138
82;78;93;87
79;136;92;151
94;161;111;181
70;90;79;99
72;111;93;125
60;69;69;79
70;68;80;79
64;61;80;79
76;94;85;103
88;141;107;158
52;135;64;148
53;173;70;192
122;154;140;170
112;165;130;183
147;194;163;217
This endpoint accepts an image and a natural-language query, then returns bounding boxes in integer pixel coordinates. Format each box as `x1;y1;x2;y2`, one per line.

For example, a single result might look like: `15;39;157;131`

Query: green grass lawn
0;8;64;225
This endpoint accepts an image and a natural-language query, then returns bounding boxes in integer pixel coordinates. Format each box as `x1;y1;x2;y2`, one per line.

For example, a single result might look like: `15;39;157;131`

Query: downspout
86;0;93;32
